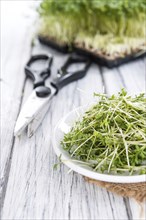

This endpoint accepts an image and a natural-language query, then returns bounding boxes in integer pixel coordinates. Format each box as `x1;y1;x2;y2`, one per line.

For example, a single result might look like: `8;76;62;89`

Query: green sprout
37;0;146;57
61;89;146;175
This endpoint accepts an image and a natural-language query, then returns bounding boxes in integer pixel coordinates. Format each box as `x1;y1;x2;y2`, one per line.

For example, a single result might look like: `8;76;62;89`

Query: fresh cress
61;89;146;175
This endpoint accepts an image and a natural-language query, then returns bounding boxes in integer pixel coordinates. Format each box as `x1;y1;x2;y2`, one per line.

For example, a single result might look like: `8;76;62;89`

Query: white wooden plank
118;59;146;95
0;0;35;205
129;199;146;220
101;67;124;95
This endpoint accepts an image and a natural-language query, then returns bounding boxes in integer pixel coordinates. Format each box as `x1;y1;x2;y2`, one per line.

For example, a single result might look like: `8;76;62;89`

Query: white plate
53;106;146;183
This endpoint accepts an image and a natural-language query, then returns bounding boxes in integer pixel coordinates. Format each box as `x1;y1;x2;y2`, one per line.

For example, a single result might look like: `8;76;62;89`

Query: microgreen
61;89;146;175
38;0;146;56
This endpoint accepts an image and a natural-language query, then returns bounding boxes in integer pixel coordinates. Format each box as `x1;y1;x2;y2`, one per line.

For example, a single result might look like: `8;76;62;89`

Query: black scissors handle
25;54;53;89
51;56;91;94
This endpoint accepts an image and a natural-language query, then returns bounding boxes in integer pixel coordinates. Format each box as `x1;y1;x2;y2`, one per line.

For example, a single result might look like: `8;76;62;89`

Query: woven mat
85;177;146;202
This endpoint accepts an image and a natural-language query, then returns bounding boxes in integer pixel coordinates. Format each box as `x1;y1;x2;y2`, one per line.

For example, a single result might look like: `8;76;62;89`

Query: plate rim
52;106;146;183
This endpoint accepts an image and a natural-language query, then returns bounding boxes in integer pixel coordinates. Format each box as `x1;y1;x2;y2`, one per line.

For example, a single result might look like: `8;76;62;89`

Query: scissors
14;54;91;137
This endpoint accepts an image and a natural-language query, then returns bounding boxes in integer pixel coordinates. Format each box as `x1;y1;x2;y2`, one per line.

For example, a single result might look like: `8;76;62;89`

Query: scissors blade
27;103;50;137
14;89;55;136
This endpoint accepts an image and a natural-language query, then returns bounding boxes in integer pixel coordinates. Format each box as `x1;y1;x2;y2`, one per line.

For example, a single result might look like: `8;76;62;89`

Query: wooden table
1;1;146;220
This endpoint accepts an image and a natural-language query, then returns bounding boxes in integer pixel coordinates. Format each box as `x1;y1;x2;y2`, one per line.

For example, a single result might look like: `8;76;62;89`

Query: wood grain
1;1;146;220
0;1;35;208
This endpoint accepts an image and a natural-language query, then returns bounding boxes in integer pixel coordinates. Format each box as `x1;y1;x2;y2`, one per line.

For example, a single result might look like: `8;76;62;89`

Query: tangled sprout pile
61;89;146;175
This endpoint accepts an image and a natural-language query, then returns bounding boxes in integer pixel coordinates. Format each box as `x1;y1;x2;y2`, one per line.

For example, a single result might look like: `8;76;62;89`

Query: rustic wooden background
1;1;146;220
